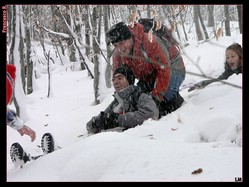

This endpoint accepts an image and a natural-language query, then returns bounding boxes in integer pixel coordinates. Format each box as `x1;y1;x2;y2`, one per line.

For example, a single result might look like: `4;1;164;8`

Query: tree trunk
92;6;101;104
26;22;33;94
23;5;33;95
13;5;28;120
83;5;91;61
179;10;188;42
104;5;112;88
8;5;15;66
237;5;242;34
193;5;203;41
197;5;209;40
51;6;66;65
7;5;13;45
207;5;214;27
147;5;151;18
224;5;231;36
170;6;181;41
47;51;52;98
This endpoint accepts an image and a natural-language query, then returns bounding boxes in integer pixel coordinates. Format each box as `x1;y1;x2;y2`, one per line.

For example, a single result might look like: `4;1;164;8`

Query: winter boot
41;133;55;155
10;142;30;168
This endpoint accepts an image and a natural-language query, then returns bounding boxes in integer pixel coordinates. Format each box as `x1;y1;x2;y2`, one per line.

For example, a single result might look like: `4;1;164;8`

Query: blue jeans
164;70;185;101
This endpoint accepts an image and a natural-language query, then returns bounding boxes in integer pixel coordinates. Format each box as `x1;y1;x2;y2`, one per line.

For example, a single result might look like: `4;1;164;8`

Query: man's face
112;73;129;92
113;37;134;56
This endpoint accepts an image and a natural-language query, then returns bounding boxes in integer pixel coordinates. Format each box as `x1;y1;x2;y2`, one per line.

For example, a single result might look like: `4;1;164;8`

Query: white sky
6;24;242;182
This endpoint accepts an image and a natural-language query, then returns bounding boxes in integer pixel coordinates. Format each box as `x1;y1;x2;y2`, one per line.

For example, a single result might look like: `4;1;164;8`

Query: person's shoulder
130;86;143;98
135;88;153;100
130;22;144;31
238;65;242;72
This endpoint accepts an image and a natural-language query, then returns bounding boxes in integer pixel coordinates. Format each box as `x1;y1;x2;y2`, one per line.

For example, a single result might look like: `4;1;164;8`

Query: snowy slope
7;35;242;181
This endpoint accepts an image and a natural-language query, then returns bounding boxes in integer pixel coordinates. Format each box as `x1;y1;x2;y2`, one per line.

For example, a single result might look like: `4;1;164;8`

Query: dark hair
226;43;243;66
106;22;132;45
113;65;135;85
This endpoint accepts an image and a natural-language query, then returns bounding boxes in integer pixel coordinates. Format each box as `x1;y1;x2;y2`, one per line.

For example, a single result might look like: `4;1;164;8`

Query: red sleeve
144;38;171;100
6;64;16;81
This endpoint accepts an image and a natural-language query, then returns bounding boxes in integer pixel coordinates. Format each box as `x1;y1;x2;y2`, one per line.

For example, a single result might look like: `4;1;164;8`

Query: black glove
86;112;120;134
188;79;217;92
86;117;101;134
101;112;119;130
151;96;167;118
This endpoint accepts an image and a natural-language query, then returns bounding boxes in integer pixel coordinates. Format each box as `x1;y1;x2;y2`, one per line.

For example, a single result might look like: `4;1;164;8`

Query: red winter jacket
6;64;16;105
112;23;183;100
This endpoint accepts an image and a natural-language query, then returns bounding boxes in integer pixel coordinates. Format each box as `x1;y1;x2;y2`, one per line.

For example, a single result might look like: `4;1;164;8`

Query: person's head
6;64;16;105
112;65;135;92
225;43;242;70
106;22;134;56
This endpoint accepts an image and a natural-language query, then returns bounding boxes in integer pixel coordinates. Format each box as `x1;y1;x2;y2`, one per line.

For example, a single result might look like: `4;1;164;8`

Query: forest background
3;4;245;182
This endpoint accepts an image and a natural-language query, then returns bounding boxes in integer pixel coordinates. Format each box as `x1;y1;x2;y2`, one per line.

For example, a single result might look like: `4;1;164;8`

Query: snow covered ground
6;31;242;181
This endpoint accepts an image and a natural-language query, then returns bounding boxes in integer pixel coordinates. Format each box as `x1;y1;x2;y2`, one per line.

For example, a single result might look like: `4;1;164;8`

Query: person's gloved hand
17;125;36;142
103;112;119;129
86;116;102;134
86;111;119;134
188;79;216;92
151;95;168;118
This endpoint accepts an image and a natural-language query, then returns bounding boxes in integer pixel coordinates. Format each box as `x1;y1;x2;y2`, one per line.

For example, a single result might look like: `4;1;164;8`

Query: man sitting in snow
86;65;159;134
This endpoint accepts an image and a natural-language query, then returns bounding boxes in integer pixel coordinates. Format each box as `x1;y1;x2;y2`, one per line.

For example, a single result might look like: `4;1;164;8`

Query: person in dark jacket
106;21;186;118
86;65;159;134
188;43;242;92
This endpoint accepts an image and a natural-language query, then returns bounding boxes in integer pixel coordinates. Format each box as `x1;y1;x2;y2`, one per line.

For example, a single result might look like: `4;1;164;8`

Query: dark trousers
158;92;184;118
137;71;185;118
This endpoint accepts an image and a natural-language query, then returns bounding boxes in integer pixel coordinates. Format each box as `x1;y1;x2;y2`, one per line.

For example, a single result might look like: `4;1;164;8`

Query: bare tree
56;6;94;78
207;5;215;27
147;5;151;18
8;5;28;120
237;5;242;34
103;5;112;88
170;6;181;42
47;51;53;98
83;5;91;62
23;5;33;95
7;5;13;45
197;5;209;40
92;6;101;104
224;5;231;36
65;5;77;63
18;6;27;94
193;5;203;41
51;5;67;65
179;6;189;43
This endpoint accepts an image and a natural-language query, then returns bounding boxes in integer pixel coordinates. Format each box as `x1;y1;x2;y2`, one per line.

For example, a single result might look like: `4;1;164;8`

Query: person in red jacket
6;64;36;142
106;22;186;117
